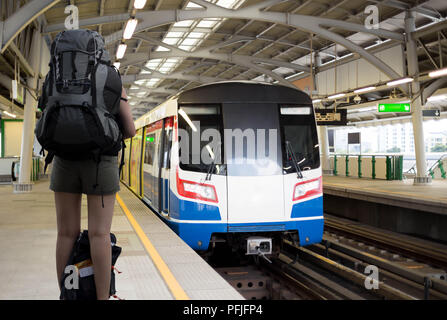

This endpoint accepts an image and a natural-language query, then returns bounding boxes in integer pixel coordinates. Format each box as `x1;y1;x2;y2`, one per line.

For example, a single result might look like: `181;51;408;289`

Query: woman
50;87;136;300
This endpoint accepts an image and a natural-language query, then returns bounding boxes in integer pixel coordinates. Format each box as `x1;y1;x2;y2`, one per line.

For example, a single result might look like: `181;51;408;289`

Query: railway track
214;216;447;300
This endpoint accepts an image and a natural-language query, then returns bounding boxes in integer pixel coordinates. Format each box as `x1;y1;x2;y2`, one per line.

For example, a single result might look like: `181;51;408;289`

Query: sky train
120;81;324;257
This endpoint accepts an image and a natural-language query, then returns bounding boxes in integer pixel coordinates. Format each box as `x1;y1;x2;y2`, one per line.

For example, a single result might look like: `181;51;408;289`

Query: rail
428;154;447;179
330;154;403;180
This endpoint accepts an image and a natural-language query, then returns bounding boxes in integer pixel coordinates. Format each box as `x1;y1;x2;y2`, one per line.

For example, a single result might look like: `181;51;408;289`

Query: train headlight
183;182;217;201
176;169;218;203
293;177;322;201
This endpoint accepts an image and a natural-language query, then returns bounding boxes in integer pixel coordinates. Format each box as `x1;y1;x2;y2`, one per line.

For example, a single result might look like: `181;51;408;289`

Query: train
120;81;324;258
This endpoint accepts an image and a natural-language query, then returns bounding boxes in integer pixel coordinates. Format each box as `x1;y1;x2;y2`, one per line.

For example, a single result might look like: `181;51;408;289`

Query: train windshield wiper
285;141;304;179
205;142;221;181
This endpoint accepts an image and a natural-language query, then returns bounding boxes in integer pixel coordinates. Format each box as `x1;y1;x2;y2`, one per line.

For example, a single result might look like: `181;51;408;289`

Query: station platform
0;180;243;300
323;175;447;243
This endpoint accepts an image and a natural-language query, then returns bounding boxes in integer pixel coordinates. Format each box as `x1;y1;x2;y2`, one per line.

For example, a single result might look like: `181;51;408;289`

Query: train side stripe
116;194;189;300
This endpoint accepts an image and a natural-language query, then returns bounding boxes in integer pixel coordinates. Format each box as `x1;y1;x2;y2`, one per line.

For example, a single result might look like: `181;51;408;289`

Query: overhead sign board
422;109;441;117
315;109;347;126
378;103;411;113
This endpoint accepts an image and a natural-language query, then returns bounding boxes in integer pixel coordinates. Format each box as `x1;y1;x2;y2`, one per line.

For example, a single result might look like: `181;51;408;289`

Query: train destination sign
314;109;347;126
378;103;411;113
422;109;441;117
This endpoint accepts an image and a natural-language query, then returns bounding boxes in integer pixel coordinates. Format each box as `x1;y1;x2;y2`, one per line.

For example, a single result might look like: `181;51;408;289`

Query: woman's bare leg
55;192;82;289
87;194;116;300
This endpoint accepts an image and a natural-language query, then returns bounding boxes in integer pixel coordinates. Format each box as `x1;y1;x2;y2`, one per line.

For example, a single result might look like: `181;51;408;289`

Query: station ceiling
0;0;447;125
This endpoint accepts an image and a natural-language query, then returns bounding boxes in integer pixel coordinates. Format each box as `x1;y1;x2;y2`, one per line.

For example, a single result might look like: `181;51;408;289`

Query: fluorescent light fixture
280;107;311;115
429;68;447;78
354;86;376;93
133;0;147;9
3;111;16;118
123;19;138;39
386;77;413;87
116;44;127;59
312;99;322;103
328;93;346;99
427;94;447;102
178;108;197;132
113;62;120;69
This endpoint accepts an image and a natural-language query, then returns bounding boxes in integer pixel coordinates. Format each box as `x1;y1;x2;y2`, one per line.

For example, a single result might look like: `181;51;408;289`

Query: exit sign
378;103;411;112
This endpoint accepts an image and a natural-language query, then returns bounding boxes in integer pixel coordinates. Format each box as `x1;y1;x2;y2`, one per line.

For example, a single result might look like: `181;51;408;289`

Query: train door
160;118;173;214
143;121;161;207
130;128;143;195
223;103;285;224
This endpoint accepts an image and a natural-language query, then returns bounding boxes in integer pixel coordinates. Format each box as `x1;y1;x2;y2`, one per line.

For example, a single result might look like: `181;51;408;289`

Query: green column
438;160;446;179
358;156;362;178
345;155;349;177
372;156;376;179
333;155;338;176
386;156;391;180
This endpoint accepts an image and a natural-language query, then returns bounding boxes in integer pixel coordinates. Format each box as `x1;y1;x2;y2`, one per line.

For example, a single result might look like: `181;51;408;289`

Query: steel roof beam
101;0;404;86
1;0;60;53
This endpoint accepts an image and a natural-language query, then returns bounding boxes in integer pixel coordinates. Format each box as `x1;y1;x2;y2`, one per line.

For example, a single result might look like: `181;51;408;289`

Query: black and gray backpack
35;29;125;190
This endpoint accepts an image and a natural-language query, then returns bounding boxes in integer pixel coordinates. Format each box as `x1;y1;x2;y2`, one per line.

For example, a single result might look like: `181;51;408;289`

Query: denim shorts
49;155;120;195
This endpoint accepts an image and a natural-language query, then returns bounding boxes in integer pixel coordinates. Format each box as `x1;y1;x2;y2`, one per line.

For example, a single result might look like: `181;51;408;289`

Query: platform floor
0;180;243;300
323;175;447;215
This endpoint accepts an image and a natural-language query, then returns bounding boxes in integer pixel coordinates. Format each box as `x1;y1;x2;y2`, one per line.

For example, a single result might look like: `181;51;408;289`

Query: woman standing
50;87;135;300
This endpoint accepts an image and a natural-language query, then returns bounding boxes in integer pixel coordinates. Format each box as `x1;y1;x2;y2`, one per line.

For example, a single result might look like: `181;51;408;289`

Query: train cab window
178;105;224;174
279;104;320;173
144;133;156;165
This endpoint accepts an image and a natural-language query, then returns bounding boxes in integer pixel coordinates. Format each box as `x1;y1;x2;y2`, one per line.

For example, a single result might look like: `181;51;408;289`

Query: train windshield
177;103;319;176
178;105;225;175
279;104;320;173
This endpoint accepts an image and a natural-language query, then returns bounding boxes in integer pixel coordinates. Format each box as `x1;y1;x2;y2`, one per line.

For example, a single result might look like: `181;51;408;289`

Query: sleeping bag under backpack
60;230;122;300
35;29;124;185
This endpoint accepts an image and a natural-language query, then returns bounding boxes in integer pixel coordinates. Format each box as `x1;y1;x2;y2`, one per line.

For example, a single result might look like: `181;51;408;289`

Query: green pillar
345;155;349;177
372;156;376;179
333;155;338;176
358;156;362;178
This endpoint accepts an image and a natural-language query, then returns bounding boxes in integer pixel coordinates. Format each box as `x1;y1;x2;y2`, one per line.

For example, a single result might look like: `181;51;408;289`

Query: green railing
428;154;447;180
331;154;403;180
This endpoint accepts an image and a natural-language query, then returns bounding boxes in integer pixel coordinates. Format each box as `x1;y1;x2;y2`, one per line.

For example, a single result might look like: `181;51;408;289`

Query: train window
144;133;156;165
279;104;320;173
178;104;224;174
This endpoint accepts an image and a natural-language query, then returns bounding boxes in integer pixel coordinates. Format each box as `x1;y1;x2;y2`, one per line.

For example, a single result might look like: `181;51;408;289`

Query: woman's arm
119;87;136;139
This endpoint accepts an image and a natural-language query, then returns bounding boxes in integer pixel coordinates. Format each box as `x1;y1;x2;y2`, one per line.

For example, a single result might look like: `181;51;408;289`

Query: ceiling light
427;94;447;102
113;62;120;69
312;99;322;103
116;44;127;59
123;19;138;39
3;111;16;118
328;93;346;99
133;0;147;9
354;86;376;93
429;68;447;78
386;77;413;87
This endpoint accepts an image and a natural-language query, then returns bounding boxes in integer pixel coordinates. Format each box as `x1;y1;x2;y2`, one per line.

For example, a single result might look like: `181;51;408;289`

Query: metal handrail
427;154;447;173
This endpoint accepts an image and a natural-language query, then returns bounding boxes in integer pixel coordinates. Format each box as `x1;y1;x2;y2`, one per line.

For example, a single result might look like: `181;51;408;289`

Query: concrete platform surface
0;179;243;300
323;175;447;215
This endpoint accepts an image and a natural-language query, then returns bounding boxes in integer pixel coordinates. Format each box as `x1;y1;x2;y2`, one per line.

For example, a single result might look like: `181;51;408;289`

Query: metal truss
0;0;60;53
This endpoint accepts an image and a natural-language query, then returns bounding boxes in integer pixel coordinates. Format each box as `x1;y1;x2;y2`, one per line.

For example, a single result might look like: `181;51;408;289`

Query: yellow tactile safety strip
116;194;189;300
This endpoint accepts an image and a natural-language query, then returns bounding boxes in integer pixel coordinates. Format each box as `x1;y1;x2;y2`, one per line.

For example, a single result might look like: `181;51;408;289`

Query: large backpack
35;29;123;174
